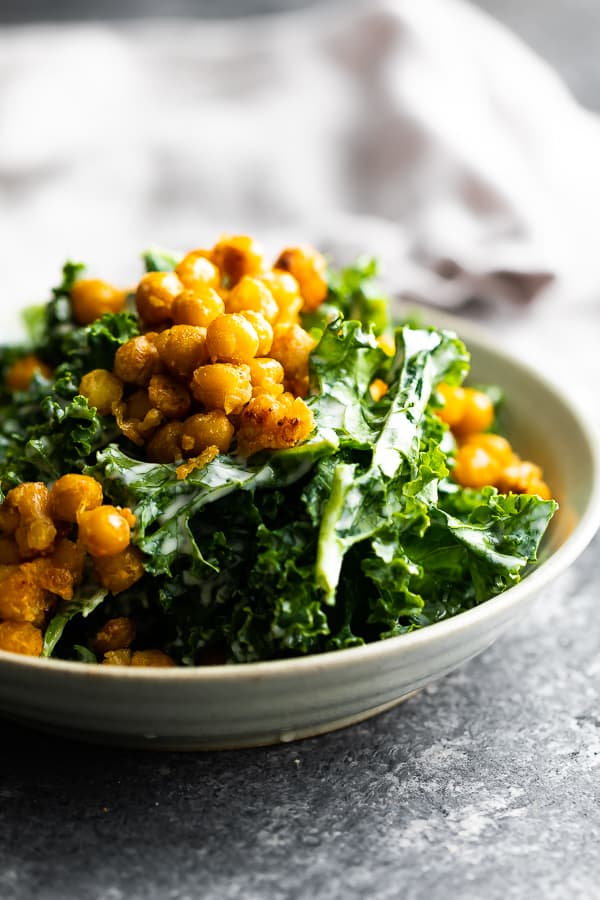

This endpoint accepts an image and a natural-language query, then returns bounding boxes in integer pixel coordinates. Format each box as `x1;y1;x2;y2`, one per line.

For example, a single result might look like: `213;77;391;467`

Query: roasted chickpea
135;271;183;326
459;433;513;466
212;234;264;286
0;563;52;625
172;287;225;328
79;369;123;415
148;374;192;420
93;617;136;654
113;335;163;386
258;270;302;323
454;388;494;436
93;546;146;594
274;245;328;311
0;621;43;657
226;276;278;323
269;323;316;383
369;378;388;402
70;279;128;325
236;393;315;457
248;357;284;397
181;411;234;456
6;355;52;391
154;325;209;381
130;649;176;667
497;460;551;499
175;252;220;291
102;649;133;666
146;422;185;463
77;505;134;558
452;444;501;489
190;363;252;415
206;314;259;364
7;483;56;557
239;311;273;356
51;474;103;523
435;383;466;428
126;389;152;420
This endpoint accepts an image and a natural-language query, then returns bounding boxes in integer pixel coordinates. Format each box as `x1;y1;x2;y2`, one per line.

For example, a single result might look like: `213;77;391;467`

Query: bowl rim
1;313;599;683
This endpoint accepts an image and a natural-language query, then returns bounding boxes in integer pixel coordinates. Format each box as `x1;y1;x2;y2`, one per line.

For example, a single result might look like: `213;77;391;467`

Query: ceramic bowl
1;316;599;750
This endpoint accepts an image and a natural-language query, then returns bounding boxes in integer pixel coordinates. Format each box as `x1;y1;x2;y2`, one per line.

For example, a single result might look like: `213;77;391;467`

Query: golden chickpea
452;444;501;489
7;483;57;558
248;357;284;393
435;383;466;428
239;311;273;356
146;422;185;463
190;363;252;415
175;252;220;291
181;411;234;456
94;545;146;594
226;276;279;323
154;325;209;381
369;378;388;402
70;279;128;325
269;323;316;383
497;460;551;499
0;563;52;626
258;270;301;320
454;388;495;436
93;617;136;654
113;335;163;386
6;355;52;391
79;369;123;415
135;271;183;326
130;649;176;667
51;474;103;523
236;393;315;457
148;374;192;419
0;621;43;657
206;314;259;364
212;234;264;286
77;505;134;558
274;245;328;311
172;287;225;328
102;649;133;666
459;433;513;466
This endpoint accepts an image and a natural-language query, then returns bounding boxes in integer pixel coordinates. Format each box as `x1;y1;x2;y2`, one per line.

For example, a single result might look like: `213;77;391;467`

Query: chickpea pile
435;383;551;499
76;235;326;465
0;474;153;660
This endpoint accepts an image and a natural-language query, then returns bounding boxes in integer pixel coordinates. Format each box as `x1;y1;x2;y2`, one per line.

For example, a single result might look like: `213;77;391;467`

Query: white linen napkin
1;0;600;324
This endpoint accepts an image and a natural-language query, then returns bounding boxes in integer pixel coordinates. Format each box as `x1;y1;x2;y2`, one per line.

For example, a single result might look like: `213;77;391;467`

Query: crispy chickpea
77;505;134;558
239;311;273;356
274;245;328;311
212;234;264;286
93;617;136;654
269;323;316;383
454;388;494;436
236;393;315;457
94;545;145;594
7;483;56;557
172;287;225;328
175;252;220;291
148;374;192;419
497;460;552;499
248;357;284;398
126;389;153;420
0;537;20;565
34;538;86;600
190;363;252;415
70;279;127;325
459;433;513;466
79;369;123;415
130;649;176;667
51;474;103;523
206;314;259;364
258;270;302;323
0;564;52;625
452;444;501;489
181;411;234;456
0;621;43;657
6;355;52;391
146;422;185;463
114;335;163;387
226;276;279;323
135;271;184;326
102;649;133;666
435;383;466;428
154;325;209;381
369;378;388;402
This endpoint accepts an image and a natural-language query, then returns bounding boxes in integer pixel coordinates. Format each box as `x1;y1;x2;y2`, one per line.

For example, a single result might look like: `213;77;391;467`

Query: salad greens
0;256;557;664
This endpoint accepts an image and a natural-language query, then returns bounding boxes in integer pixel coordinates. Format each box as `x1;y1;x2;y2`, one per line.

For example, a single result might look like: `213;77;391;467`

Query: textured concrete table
2;3;600;899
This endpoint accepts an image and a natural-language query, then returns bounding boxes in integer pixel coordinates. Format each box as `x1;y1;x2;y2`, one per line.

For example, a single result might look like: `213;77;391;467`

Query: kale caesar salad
0;236;556;666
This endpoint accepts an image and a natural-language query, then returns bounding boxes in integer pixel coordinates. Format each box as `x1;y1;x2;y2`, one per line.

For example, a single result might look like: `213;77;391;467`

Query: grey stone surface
2;3;600;899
